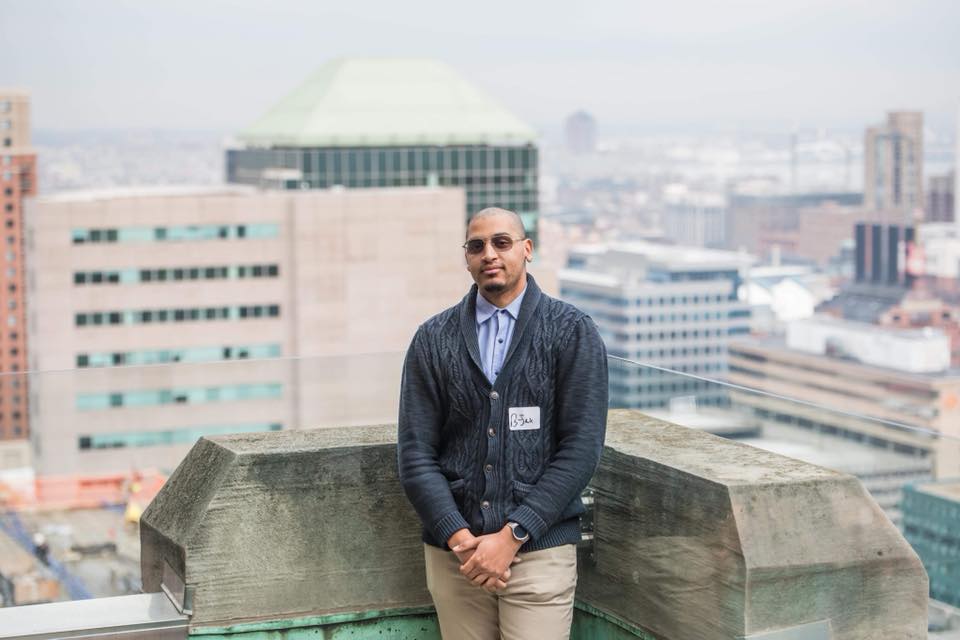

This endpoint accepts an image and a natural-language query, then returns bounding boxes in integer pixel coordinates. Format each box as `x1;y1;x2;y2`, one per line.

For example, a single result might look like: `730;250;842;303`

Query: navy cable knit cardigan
398;275;608;552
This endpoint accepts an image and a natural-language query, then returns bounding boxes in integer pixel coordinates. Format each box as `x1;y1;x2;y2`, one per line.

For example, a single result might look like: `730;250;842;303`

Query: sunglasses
462;235;526;255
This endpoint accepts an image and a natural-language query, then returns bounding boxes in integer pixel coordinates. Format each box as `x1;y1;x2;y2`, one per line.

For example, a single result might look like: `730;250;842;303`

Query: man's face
464;214;533;298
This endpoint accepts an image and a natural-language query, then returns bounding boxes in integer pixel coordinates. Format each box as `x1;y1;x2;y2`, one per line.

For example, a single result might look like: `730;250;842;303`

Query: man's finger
481;574;507;592
452;537;481;553
459;556;478;575
463;563;487;581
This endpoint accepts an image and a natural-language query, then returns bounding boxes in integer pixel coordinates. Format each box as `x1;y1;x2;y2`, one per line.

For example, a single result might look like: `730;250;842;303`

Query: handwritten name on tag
508;407;541;431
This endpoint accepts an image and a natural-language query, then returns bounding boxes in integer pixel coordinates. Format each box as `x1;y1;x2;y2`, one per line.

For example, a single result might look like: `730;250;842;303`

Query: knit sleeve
397;326;469;546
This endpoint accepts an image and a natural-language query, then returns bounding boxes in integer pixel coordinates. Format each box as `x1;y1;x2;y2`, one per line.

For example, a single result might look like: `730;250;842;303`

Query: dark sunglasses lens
491;237;514;250
465;240;485;254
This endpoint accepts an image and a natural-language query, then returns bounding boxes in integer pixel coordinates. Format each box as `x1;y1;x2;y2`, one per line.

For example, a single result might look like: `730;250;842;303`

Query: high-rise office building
226;58;540;243
852;222;917;289
661;185;726;248
864;111;924;224
25;186;468;477
816;223;917;324
902;481;960;607
559;242;753;409
0;90;36;441
564;110;597;155
927;173;955;223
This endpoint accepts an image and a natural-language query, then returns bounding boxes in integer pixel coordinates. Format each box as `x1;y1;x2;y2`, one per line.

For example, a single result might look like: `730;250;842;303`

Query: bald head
466;207;526;240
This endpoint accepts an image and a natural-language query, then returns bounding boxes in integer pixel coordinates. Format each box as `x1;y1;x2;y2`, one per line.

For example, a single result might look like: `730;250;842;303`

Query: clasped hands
448;526;523;593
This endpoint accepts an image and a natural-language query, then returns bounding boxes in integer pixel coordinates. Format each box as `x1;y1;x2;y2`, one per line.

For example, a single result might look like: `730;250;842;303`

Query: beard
482;282;506;293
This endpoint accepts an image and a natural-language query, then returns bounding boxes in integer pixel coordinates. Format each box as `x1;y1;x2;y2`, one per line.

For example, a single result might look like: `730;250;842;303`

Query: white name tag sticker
508;407;541;431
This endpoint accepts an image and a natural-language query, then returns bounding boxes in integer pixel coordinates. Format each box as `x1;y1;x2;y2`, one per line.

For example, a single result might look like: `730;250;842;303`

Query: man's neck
479;277;527;309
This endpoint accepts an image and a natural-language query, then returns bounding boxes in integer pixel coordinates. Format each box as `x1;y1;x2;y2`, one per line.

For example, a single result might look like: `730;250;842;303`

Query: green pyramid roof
238;58;537;148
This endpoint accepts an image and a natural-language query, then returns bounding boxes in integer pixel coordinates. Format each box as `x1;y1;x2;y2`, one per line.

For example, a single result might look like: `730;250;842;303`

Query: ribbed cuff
507;505;549;541
433;510;470;548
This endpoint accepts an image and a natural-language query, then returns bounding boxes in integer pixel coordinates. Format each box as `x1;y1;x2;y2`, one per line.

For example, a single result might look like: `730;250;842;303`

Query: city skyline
1;1;959;134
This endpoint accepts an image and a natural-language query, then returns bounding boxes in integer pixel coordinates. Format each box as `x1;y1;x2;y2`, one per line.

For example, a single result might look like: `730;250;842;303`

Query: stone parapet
140;410;928;638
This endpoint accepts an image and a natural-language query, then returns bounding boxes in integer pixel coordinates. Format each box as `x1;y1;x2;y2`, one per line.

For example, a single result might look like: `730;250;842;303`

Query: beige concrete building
728;322;960;479
864;111;924;224
25;186;470;476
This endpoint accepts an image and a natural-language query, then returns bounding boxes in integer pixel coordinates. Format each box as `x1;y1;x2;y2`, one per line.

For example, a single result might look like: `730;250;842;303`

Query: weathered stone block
577;410;928;640
141;425;429;628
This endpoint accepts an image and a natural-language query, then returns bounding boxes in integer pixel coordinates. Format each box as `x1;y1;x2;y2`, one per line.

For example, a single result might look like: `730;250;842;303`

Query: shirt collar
475;284;527;325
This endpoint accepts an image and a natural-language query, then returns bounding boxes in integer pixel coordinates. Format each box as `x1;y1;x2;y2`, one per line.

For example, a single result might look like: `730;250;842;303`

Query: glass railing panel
0;352;956;620
605;354;960;620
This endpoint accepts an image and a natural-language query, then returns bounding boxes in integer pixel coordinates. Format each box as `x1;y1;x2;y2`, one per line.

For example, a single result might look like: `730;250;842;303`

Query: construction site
0;449;165;607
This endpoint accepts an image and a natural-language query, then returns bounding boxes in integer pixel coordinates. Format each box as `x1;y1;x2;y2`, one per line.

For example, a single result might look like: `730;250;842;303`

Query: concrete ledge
140;410;928;637
578;410;928;639
141;425;428;628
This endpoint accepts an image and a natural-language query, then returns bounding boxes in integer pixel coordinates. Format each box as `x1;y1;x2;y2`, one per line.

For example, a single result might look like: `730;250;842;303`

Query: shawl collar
458;274;543;384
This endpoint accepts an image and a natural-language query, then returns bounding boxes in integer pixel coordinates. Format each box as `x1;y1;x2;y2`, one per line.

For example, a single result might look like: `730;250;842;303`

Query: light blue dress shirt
475;286;527;385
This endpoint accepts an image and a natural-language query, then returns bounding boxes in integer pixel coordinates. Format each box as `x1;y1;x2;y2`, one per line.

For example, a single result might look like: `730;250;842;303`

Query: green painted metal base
189;601;658;639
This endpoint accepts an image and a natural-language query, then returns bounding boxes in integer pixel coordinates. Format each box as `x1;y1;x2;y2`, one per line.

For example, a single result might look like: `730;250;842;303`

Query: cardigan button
481;500;491;509
489;390;499;400
488;428;495;437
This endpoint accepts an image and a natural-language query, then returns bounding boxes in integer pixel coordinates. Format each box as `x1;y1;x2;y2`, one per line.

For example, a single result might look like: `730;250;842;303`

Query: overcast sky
2;0;958;135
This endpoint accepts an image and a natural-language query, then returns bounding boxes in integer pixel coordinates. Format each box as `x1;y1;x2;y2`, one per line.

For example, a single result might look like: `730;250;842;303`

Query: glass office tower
226;59;540;243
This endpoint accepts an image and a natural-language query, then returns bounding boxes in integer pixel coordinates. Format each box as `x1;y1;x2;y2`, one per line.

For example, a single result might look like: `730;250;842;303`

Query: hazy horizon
2;0;958;135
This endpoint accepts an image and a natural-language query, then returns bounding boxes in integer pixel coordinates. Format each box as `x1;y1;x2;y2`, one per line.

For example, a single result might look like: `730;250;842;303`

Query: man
398;207;608;639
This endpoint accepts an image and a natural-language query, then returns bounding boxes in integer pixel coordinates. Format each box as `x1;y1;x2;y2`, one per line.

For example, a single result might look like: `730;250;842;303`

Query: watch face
510;523;529;542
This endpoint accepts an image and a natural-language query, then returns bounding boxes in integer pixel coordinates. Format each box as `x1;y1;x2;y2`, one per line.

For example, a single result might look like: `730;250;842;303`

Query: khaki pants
424;543;578;640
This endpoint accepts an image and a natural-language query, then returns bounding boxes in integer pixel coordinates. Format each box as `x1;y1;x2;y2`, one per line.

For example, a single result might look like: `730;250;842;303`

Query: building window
77;421;282;450
75;304;281;327
77;382;283;411
71;223;280;244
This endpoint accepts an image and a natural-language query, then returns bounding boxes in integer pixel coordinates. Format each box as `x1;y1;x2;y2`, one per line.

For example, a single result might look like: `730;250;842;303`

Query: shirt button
481;500;491;509
488;427;496;437
484;464;493;473
498;339;504;343
489;390;499;400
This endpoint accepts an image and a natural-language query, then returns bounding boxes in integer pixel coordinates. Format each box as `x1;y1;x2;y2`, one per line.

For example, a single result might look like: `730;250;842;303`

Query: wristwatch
507;521;530;543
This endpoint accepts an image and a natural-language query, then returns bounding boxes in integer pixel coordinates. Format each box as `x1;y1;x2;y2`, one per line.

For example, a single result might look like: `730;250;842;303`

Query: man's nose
481;241;499;260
